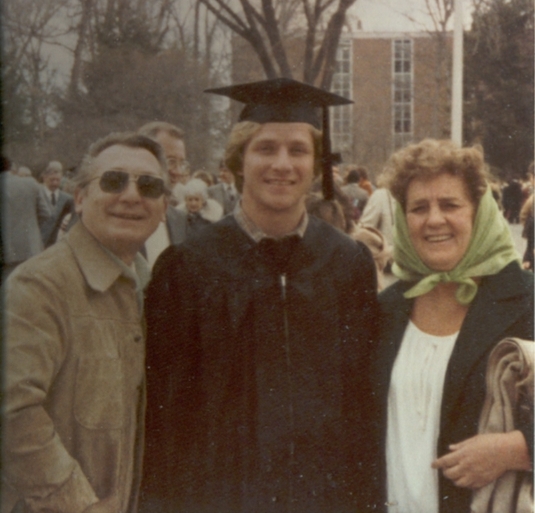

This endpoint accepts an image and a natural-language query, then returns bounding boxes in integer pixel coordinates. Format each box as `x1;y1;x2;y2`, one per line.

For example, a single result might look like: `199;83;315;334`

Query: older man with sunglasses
2;132;168;513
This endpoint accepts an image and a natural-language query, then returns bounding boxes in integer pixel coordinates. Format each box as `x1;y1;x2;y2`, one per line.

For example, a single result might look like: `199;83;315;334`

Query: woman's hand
431;431;531;489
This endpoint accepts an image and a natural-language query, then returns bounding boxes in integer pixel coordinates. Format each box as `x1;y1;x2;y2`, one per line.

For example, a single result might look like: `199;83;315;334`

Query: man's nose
272;148;292;171
427;204;445;224
120;179;142;201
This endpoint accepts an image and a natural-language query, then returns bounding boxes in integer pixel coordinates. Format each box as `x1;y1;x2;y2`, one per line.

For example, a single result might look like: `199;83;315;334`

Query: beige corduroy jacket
3;221;146;513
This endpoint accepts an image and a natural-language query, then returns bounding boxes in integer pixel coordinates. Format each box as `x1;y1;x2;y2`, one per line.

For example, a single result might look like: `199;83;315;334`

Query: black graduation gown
140;215;379;513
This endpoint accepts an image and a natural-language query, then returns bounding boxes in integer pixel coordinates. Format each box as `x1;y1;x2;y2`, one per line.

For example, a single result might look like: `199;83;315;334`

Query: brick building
232;31;453;181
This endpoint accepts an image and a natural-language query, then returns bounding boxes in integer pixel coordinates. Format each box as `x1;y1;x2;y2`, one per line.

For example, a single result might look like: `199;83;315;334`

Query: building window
392;39;413;149
331;38;352;153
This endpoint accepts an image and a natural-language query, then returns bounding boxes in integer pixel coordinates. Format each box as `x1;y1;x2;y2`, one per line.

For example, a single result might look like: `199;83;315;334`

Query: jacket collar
65;221;131;293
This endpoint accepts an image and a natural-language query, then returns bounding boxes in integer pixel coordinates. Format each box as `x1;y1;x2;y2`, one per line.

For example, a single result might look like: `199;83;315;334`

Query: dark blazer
208;182;240;216
165;206;188;245
40;188;75;247
2;173;50;265
371;262;534;513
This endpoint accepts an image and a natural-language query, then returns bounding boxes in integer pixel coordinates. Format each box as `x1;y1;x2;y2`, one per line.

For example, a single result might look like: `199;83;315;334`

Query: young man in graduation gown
140;78;379;513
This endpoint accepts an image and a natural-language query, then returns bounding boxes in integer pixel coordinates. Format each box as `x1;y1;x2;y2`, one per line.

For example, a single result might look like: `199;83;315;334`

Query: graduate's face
405;173;475;272
240;122;315;217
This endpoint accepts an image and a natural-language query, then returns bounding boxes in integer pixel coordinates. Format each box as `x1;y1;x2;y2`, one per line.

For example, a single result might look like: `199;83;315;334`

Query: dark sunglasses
95;170;165;199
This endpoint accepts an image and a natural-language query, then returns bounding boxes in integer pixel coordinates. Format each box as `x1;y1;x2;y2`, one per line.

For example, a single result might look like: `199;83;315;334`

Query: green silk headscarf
391;185;521;305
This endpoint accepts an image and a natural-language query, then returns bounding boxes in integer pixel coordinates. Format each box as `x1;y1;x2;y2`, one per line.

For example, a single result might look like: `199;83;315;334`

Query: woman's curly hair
384;139;488;211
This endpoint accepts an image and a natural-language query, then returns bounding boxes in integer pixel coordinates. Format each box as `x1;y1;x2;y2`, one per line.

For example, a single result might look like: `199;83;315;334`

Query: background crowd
3;123;533;287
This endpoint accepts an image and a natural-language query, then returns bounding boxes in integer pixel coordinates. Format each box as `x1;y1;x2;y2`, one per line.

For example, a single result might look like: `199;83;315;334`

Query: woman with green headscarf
368;139;533;513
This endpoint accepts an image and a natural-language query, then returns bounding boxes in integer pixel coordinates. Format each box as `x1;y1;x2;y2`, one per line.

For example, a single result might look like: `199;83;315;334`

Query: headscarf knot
392;185;520;304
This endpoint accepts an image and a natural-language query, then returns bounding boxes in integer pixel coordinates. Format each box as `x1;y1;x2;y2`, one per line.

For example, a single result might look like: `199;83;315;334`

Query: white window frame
331;37;353;153
392;39;413;150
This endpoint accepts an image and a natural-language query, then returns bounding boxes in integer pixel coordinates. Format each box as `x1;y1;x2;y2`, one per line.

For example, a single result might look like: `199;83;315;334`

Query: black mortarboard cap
205;77;353;200
331;152;343;165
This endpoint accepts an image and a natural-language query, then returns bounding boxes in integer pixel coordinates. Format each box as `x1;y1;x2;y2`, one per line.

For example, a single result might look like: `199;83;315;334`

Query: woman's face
185;194;204;213
405;173;476;272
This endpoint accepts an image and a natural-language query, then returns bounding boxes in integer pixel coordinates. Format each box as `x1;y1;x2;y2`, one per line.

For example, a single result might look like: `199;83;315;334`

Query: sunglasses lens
137;175;165;198
99;171;165;198
100;171;128;193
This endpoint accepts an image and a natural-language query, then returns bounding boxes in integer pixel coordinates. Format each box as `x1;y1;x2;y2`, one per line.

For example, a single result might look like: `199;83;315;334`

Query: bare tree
68;0;93;100
464;0;534;176
196;0;358;87
388;0;454;138
3;0;72;153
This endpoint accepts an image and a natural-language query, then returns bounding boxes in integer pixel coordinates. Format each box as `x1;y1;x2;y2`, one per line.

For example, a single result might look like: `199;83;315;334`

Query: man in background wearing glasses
2;132;169;513
138;121;190;267
138;121;189;206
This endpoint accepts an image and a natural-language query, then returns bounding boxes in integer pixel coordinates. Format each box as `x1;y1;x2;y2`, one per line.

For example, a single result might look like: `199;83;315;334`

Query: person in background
306;191;390;291
1;156;50;281
140;78;378;513
2;132;169;513
502;178;523;223
520;193;534;271
358;166;374;196
341;167;369;220
208;160;240;215
17;166;33;178
192;169;215;187
138;121;189;205
368;138;533;513
521;163;534;204
138;121;190;267
331;152;344;186
177;177;223;236
358;172;396;273
39;160;76;247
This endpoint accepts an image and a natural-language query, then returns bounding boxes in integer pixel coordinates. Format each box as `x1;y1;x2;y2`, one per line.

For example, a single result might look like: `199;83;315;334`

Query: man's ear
161;197;168;222
73;187;86;215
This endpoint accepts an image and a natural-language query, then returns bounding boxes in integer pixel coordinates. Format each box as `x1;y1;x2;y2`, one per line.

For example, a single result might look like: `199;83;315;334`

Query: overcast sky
45;0;473;85
352;0;472;32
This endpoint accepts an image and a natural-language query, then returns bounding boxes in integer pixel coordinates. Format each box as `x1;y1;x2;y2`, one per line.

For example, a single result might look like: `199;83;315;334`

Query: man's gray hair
138;121;184;141
73;132;170;195
42;160;63;177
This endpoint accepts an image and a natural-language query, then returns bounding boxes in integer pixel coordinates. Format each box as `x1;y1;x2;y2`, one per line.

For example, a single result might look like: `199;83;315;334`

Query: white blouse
386;320;458;513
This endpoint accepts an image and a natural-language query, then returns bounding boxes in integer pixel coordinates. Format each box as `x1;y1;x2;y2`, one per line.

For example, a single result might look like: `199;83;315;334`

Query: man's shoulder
152;217;244;284
9;238;77;289
185;216;245;255
4;174;41;194
162;216;241;255
306;216;363;253
58;190;74;202
304;218;377;279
